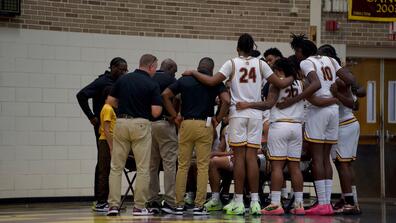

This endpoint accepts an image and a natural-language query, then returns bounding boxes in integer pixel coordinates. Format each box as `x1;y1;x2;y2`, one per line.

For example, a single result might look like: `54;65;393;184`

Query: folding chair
120;154;136;209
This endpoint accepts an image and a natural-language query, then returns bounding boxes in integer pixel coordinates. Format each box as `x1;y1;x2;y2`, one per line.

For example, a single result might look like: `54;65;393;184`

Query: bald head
160;58;178;76
198;57;214;76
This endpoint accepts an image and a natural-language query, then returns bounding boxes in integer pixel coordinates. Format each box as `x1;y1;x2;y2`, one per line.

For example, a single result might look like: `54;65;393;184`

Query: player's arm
330;79;355;109
236;84;280;111
266;74;294;89
184;70;226;87
215;90;231;125
307;96;338;107
162;88;177;119
352;82;366;98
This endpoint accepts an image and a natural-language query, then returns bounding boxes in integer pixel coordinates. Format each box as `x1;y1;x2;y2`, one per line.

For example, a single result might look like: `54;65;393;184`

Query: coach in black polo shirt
106;54;162;216
148;59;179;213
162;57;230;215
76;57;127;211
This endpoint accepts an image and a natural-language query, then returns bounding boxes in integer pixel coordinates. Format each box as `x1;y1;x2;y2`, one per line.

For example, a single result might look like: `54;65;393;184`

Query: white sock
211;192;220;201
325;179;333;204
271;191;281;205
314;180;326;205
352;185;358;204
294;192;303;204
281;187;288;198
235;194;244;204
250;193;259;202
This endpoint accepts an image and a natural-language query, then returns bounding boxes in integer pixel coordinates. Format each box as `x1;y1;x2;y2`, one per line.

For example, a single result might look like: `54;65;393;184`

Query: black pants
96;140;111;203
93;125;100;201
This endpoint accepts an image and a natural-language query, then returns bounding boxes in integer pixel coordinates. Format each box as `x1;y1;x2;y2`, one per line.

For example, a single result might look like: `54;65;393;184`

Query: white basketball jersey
270;80;305;123
219;56;273;119
300;55;339;99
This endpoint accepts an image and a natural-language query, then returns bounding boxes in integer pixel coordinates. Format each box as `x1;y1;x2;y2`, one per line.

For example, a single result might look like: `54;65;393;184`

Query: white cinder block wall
0;27;344;198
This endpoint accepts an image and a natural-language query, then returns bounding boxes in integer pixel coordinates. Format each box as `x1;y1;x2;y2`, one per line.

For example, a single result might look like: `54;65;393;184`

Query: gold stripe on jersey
336;154;353;162
274;118;302;124
339;117;358;126
324;139;338;144
229;141;247;147
304;132;337;144
287;157;301;162
304;132;326;144
228;59;236;82
247;143;261;149
268;155;288;161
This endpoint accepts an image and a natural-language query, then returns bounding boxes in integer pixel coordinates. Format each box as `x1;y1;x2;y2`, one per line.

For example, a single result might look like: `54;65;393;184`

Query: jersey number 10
321;66;333;81
239;67;256;83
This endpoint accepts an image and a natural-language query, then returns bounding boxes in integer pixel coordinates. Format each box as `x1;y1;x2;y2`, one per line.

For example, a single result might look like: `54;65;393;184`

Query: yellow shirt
99;104;116;140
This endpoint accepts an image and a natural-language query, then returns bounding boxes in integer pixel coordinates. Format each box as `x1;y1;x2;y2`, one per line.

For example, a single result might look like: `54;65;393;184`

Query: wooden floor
0;201;394;223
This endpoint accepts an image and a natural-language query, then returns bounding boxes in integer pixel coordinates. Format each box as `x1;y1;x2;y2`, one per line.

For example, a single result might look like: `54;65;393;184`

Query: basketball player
182;33;293;215
277;34;356;215
318;44;365;215
236;58;306;215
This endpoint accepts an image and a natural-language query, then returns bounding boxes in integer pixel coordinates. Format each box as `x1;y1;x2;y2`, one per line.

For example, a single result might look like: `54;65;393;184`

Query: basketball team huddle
187;33;365;216
78;32;366;217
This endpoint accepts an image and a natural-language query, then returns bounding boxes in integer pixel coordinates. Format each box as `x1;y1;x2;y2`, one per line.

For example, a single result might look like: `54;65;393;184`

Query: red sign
348;0;396;22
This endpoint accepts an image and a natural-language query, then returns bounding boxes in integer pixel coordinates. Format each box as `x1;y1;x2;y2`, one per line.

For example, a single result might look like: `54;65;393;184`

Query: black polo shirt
152;70;177;120
76;71;116;120
168;75;226;119
110;69;162;120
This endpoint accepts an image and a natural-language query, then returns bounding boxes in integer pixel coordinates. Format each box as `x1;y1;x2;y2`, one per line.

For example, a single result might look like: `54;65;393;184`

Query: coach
106;54;162;216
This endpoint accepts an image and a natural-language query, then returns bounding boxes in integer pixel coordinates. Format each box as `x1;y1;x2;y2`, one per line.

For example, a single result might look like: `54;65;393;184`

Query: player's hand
330;83;338;96
182;70;195;76
276;97;295;109
89;117;99;127
211;116;219;127
173;115;183;129
236;102;250;110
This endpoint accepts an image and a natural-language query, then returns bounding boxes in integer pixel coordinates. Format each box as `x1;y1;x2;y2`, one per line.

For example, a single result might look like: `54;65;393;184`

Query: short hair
160;58;177;74
272;58;297;80
287;55;300;72
264;48;284;58
109;57;127;68
290;33;317;58
103;86;112;98
318;44;342;66
139;54;157;67
251;49;261;58
237;33;256;54
198;57;215;75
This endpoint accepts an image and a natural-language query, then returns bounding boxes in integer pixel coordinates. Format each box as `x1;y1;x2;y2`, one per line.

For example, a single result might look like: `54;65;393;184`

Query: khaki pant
149;120;178;205
175;120;213;207
108;118;152;209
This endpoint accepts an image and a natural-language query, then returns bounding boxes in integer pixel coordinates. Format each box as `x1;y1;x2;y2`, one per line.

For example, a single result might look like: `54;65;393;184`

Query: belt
118;114;134;119
184;117;207;121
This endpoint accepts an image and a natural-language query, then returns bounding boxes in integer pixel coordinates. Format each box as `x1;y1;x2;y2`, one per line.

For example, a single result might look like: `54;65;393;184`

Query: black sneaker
106;206;119;216
192;206;208;215
146;200;161;214
174;205;185;215
161;201;175;214
92;202;109;212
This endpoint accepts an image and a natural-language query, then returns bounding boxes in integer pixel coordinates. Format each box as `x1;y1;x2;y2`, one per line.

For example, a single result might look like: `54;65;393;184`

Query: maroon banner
348;0;396;22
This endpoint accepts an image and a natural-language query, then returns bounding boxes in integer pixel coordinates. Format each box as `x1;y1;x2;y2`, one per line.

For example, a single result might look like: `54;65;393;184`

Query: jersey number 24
239;67;256;83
